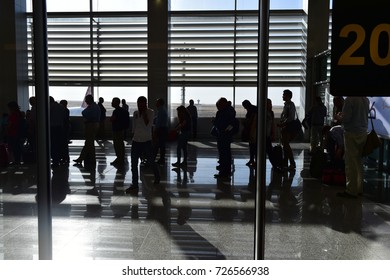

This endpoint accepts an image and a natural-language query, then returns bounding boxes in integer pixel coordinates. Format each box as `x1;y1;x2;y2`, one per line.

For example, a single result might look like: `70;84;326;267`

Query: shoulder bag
362;104;381;156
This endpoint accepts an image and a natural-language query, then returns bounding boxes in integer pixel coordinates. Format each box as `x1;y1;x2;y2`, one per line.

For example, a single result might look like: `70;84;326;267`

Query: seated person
326;125;344;168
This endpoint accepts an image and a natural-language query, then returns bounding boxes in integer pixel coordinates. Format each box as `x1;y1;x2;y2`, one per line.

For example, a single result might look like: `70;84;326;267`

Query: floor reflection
0;141;390;259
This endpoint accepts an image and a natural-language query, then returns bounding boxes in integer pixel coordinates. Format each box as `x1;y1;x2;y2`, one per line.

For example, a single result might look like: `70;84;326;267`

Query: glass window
169;87;233;118
46;0;90;12
96;87;147;116
171;0;303;11
171;0;235;11
270;0;303;10
30;86;146;117
27;0;147;13
92;0;147;12
26;0;32;13
236;0;258;10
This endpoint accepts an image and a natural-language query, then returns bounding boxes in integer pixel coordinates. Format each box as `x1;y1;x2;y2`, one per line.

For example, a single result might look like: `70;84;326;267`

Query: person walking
110;97;129;167
277;89;298;170
126;96;160;193
266;98;277;167
73;94;100;166
336;96;369;198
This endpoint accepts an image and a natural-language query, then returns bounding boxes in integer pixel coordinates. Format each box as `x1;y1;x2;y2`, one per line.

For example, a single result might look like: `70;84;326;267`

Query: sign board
331;0;390;96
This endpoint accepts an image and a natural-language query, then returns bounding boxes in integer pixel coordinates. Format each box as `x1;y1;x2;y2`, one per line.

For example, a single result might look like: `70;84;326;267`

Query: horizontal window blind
28;14;148;86
27;10;307;87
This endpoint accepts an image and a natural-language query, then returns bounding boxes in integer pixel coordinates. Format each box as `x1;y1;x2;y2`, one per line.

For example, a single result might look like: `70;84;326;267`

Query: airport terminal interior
2;0;390;260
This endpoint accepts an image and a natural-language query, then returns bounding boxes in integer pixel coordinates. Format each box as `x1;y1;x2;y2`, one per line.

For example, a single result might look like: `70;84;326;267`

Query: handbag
362;107;381;156
285;112;303;134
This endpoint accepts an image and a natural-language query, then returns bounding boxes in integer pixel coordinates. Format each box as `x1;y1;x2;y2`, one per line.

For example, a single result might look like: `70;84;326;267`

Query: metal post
233;0;237;106
32;0;52;260
89;0;94;93
255;0;270;260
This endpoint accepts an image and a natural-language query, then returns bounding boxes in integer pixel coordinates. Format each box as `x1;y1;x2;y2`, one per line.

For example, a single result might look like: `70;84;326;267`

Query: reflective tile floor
1;140;390;260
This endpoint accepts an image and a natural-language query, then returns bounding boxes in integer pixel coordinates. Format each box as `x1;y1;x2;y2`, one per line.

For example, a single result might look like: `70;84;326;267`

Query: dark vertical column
0;0;28;113
255;0;270;260
32;0;52;260
305;0;330;106
89;0;95;94
148;0;169;110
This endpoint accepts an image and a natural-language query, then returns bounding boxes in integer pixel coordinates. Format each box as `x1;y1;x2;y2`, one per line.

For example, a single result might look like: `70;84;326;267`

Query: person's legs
8;136;21;163
50;126;62;165
112;131;120;160
131;141;141;187
117;130;125;162
344;131;367;196
218;137;231;176
265;136;274;166
281;130;295;168
181;131;190;164
175;133;184;164
249;142;256;162
143;140;160;183
159;127;168;161
112;130;125;163
78;122;98;163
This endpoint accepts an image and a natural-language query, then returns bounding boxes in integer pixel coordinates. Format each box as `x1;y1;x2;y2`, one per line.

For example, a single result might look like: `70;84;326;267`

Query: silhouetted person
336;97;369;198
186;99;198;139
121;98;130;143
60;99;70;164
74;94;100;165
213;97;236;179
97;97;107;142
307;96;327;152
172;105;192;168
27;96;37;156
110;97;129;166
277;89;297;170
242;99;257;167
50;97;67;168
6;101;23;165
266;98;277;167
126;96;160;193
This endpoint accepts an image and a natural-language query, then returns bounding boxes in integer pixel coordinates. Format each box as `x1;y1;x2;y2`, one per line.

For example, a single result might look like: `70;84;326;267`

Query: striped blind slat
27;10;307;86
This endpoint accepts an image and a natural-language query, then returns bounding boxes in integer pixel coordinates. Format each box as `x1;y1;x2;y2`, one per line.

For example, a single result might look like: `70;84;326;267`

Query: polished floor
1;139;390;260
